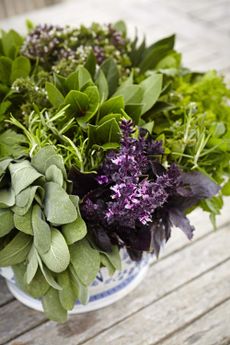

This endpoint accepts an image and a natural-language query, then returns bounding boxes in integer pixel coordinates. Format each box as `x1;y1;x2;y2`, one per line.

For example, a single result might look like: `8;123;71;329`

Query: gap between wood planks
4;219;230;345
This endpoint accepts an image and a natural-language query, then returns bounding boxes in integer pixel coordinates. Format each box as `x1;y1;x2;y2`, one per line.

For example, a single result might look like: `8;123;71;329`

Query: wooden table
0;201;230;345
0;1;230;344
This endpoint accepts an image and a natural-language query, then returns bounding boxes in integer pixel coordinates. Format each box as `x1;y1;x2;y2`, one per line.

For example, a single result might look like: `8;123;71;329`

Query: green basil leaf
84;50;96;78
10;56;31;82
0;57;12;85
0;209;14;237
95;69;109;101
32;204;51;254
64;90;89;117
42;288;67;323
70;239;100;286
114;84;143;104
140;73;163;115
1;29;23;58
40;228;70;273
45;82;65;108
101;58;119;96
44;182;77;225
96;118;121;144
100;95;124;117
222;180;230;196
0;232;32;266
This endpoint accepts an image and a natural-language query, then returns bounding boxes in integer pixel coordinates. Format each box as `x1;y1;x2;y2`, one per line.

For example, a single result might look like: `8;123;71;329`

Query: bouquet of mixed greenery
0;20;229;322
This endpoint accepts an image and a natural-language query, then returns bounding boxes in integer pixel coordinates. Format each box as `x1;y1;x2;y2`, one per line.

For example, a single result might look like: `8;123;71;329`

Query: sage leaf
44;182;77;225
42;288;67;323
58;269;79;310
26;245;38;284
13;263;49;298
0;209;14;237
70;239;100;286
36;253;62;290
12;186;42;216
100;254;116;276
31;146;66;177
0;188;15;208
102;245;122;271
32;204;51;254
9;161;42;195
69;265;89;305
40;228;70;273
0;232;32;266
46;82;65;108
14;208;33;235
45;164;63;187
62;196;87;244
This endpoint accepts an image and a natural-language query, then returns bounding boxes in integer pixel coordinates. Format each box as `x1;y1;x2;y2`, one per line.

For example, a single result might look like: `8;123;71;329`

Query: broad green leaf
9;161;42;195
102;245;122;271
0;158;12;176
1;29;23;59
64;90;89;117
77;86;99;123
12;185;42;216
98;113;122;125
0;57;12;84
100;58;119;96
0;232;32;266
40;228;70;273
45;82;65;108
0;101;11;117
58;269;79;310
222;180;230;196
76;66;93;91
45;164;63;187
62;196;87;245
36;253;62;290
32;146;66;177
95;69;109;101
96;118;121;144
0;209;14;237
10;56;31;82
100;254;116;276
140;73;163;115
14;208;33;235
26;245;38;284
0;130;26;159
44;182;77;225
0;188;15;208
113;20;127;36
84;50;96;78
114;84;143;105
13;263;49;298
69;265;89;305
32;204;51;254
141;121;154;134
70;239;100;286
42;288;67;323
100;95;124;117
125;103;143;124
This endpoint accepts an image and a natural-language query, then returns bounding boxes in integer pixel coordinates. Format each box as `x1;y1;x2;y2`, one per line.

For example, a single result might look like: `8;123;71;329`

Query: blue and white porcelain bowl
0;249;150;314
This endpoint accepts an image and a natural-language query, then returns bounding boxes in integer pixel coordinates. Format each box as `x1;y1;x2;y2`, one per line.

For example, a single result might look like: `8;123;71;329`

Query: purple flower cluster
97;120;179;228
78;120;220;260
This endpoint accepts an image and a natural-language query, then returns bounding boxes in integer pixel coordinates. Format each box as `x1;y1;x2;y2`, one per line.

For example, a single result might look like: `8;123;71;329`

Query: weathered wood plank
5;225;230;345
0;277;13;307
79;260;230;345
0;301;46;344
160;299;230;345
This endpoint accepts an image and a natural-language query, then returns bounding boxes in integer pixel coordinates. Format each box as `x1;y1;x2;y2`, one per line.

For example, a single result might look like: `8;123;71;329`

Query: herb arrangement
0;20;229;322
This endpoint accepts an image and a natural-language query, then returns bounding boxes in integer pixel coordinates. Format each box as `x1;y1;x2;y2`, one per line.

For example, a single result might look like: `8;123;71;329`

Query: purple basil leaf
68;167;98;198
181;172;220;199
90;224;113;252
169;208;195;240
